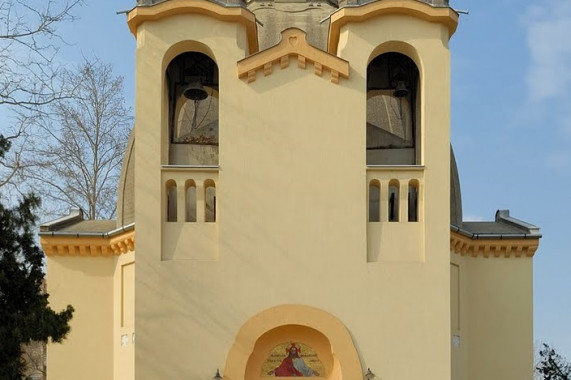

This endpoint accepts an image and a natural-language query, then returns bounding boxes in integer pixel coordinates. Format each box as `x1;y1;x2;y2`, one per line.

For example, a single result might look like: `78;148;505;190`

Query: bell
393;80;409;98
183;80;208;101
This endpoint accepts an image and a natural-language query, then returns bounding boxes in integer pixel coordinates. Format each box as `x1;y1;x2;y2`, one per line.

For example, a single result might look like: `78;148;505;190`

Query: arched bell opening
408;179;419;222
204;179;216;223
166;51;219;165
368;179;381;222
388;179;400;222
185;179;197;222
367;52;419;165
165;179;178;222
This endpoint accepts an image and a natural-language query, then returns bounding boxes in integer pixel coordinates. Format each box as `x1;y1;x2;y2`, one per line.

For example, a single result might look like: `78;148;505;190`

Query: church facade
39;0;541;379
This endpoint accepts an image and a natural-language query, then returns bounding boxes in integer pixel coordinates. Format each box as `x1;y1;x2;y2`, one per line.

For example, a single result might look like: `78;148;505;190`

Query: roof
248;0;336;52
452;210;542;239
53;220;118;234
39;208;132;237
136;0;450;7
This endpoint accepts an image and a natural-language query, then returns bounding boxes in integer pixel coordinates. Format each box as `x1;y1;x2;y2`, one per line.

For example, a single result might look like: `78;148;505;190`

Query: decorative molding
328;0;459;54
237;28;350;84
450;230;539;258
127;0;259;54
41;230;135;257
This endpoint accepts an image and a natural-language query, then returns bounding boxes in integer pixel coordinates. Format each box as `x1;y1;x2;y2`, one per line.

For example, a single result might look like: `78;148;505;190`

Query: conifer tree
0;135;74;379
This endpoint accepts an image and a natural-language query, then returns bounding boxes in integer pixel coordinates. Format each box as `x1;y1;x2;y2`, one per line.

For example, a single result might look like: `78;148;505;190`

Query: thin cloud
523;1;571;102
463;215;486;222
544;150;571;170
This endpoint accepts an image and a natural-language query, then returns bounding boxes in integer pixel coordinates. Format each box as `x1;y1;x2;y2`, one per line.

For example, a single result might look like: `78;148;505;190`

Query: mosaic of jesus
263;342;324;377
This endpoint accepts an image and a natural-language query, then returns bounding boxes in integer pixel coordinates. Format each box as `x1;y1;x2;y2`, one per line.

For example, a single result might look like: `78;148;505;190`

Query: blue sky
57;0;571;360
449;0;571;360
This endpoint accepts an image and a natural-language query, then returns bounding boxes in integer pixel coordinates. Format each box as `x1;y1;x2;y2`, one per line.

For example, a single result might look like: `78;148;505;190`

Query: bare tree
21;332;47;379
25;59;132;220
537;343;571;380
0;5;81;377
0;0;82;193
0;0;82;109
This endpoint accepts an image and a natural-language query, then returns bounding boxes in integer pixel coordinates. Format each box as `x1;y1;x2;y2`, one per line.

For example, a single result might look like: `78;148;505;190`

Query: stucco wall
133;7;452;380
46;256;115;379
451;253;534;380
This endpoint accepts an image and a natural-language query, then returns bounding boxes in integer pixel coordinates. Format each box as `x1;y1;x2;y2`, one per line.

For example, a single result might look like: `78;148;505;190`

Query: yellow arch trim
224;304;362;380
328;0;459;54
127;0;259;54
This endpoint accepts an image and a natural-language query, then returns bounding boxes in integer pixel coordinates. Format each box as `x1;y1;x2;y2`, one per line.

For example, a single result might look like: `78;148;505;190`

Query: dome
450;145;463;226
116;130;135;227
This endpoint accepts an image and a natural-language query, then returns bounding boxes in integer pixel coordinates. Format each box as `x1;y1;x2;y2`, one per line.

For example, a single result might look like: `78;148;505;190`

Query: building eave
40;224;135;257
127;0;259;54
450;228;540;258
327;0;458;54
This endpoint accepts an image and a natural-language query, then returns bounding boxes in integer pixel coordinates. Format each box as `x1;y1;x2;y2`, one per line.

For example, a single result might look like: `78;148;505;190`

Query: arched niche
388;179;400;222
247;325;334;378
224;305;362;380
165;48;219;165
367;44;421;166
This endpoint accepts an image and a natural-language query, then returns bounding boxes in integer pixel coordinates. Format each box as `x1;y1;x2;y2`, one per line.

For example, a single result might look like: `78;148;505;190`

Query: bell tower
36;1;540;379
128;0;458;379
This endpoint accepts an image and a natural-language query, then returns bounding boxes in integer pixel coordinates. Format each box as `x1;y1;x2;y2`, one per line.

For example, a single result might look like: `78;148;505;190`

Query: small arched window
166;52;219;165
388;180;399;222
367;52;419;165
369;180;380;222
185;180;197;222
204;180;216;223
408;180;419;222
166;180;177;222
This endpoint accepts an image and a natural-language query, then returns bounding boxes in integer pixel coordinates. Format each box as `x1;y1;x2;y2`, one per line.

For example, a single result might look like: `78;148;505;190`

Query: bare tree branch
24;58;132;220
0;0;82;109
0;0;83;191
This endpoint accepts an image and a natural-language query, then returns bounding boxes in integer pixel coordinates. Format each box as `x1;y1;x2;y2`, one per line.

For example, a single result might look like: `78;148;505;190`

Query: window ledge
161;165;220;172
366;165;425;171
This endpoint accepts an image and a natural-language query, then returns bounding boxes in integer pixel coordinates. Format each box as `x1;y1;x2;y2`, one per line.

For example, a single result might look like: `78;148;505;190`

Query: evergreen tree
0;135;74;379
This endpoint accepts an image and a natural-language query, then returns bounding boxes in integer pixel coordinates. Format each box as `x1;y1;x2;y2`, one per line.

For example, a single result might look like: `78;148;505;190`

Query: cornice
450;230;539;258
238;28;349;84
41;230;135;258
127;0;259;54
328;0;459;54
41;224;539;258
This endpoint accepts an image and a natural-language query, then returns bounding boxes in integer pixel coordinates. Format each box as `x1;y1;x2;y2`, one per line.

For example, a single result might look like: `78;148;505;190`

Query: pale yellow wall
45;249;134;380
336;14;452;380
450;253;534;380
133;13;254;379
114;252;135;380
133;8;452;380
46;256;115;380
